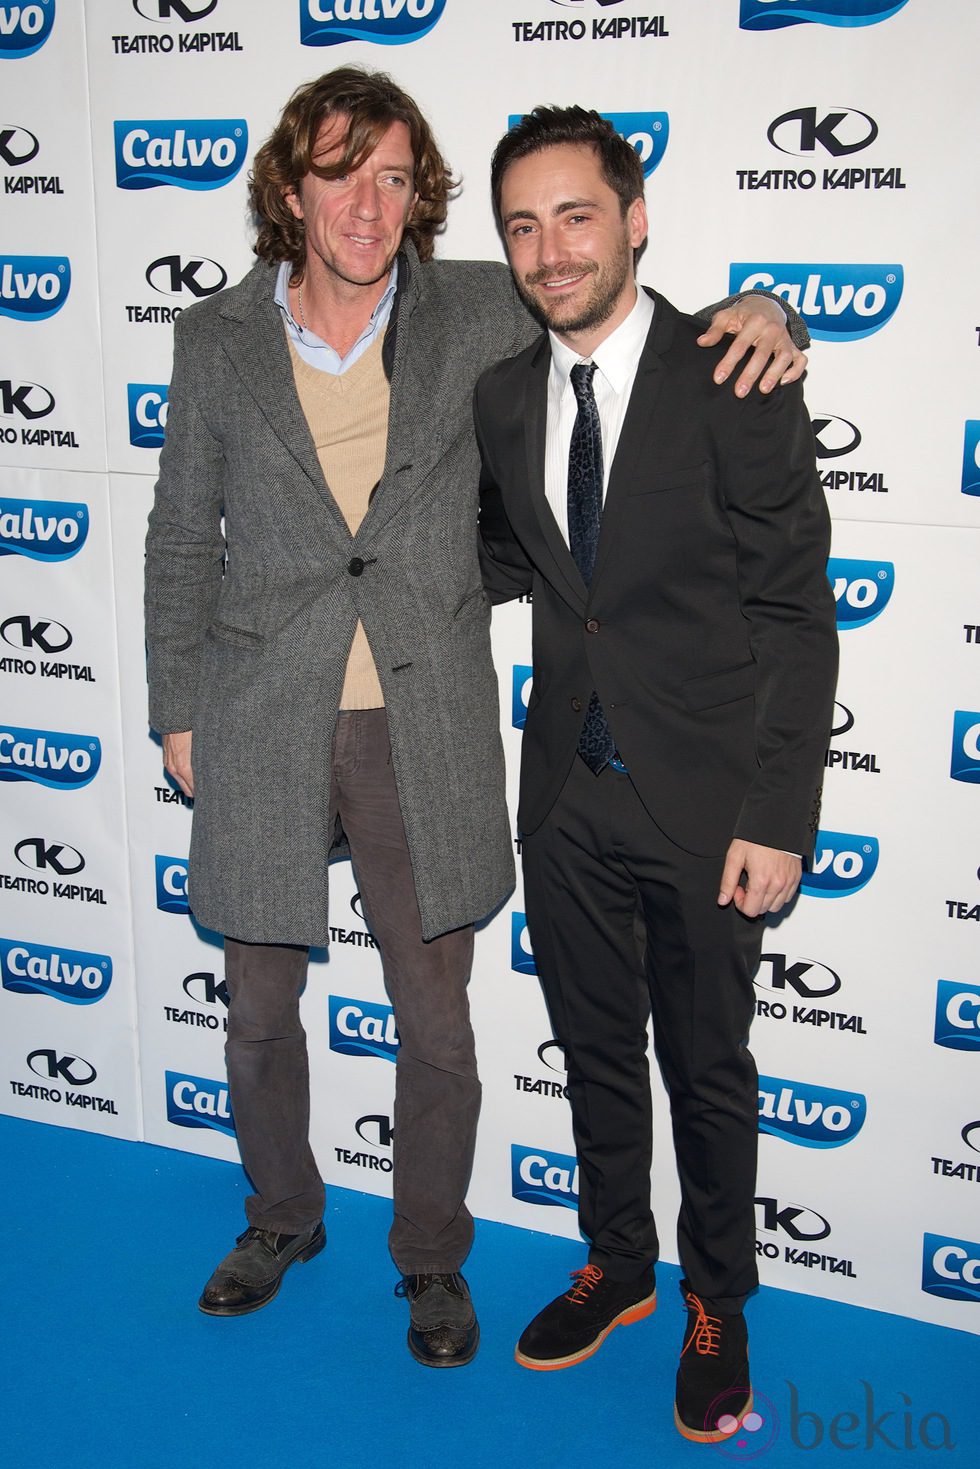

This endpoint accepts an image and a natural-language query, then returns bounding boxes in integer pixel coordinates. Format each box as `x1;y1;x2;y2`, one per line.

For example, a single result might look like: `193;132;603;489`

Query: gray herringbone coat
145;247;535;943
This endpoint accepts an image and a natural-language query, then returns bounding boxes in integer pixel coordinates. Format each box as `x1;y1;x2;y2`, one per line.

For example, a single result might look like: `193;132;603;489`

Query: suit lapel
591;293;672;589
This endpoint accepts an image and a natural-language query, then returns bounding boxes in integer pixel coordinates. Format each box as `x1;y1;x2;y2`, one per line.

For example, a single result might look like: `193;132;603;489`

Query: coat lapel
216;263;351;546
591;292;672;589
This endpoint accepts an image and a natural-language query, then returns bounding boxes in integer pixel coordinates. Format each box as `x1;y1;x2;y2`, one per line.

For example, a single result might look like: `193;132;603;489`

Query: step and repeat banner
1;0;978;1335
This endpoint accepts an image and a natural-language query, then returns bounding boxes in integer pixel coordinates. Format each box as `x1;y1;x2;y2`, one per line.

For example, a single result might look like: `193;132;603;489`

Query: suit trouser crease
521;755;760;1313
224;708;479;1274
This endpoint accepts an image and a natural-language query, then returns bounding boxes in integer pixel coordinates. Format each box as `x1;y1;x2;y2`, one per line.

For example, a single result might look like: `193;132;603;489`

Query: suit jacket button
348;557;365;577
585;617;600;633
571;697;583;712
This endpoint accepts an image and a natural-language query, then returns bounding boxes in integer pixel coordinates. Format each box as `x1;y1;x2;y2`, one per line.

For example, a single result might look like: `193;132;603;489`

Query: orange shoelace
682;1291;722;1357
564;1264;604;1303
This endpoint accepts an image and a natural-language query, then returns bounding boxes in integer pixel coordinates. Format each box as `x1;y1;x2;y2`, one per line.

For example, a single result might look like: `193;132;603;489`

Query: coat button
571;697;583;712
348;557;365;577
585;617;600;633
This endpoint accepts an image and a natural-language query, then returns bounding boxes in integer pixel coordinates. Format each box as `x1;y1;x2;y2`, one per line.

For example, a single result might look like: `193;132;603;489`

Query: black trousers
521;754;761;1314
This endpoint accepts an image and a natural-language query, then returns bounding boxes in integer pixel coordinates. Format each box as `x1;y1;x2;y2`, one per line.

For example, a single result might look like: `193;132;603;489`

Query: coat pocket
627;460;713;497
682;660;755;711
206;619;265;649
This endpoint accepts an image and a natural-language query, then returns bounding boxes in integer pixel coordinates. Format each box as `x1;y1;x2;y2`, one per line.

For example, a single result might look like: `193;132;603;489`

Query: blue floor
6;1114;976;1468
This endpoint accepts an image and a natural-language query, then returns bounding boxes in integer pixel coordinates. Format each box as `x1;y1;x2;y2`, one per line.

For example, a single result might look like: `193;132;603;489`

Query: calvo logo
155;855;189;914
740;1;910;30
328;995;399;1062
0;255;70;321
729;263;903;341
511;912;536;975
961;421;980;498
166;1070;235;1136
114;119;248;191
827;557;893;629
1;937;112;1004
934;980;980;1052
801;830;879;898
128;384;168;448
0;498;88;561
507;111;669;180
299;0;445;48
512;663;532;730
922;1233;980;1305
758;1074;866;1148
0;2;56;59
511;1144;580;1210
0;726;101;790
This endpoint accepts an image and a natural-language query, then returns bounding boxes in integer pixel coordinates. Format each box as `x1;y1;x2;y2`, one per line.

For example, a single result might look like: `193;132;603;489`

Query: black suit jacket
475;291;838;859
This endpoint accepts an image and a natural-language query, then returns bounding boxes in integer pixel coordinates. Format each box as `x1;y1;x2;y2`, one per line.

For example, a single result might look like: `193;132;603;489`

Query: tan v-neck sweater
288;335;388;709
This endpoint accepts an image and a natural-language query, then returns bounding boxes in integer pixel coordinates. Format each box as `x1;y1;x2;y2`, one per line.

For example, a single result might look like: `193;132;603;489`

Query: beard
515;231;632;336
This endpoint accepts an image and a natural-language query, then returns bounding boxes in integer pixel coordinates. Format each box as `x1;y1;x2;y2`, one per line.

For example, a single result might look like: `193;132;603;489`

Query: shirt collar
549;286;654;395
273;258;399;347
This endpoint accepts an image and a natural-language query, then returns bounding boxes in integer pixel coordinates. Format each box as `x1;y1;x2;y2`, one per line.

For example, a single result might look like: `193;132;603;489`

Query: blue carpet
6;1114;976;1468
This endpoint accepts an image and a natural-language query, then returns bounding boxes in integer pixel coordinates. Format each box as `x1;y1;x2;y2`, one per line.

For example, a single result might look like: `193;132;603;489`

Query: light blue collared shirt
274;260;398;376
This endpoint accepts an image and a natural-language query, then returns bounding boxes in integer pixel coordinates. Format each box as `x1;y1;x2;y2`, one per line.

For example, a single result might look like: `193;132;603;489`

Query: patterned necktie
567;362;616;774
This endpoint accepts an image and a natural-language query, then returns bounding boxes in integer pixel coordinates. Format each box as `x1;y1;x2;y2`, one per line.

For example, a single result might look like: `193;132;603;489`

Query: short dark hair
249;66;455;274
490;106;644;222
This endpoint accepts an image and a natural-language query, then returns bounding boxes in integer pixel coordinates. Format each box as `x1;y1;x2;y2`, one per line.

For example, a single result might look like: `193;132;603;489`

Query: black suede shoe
198;1220;325;1316
396;1273;479;1368
515;1264;657;1370
674;1285;752;1442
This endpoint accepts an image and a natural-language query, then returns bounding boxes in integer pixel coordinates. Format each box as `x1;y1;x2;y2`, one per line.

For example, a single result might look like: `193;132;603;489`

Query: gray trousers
224;709;479;1275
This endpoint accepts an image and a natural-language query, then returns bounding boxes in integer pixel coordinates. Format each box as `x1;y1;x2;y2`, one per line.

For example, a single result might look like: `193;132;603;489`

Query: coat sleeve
474;383;534;605
713;379;838;856
695;290;810;350
144;314;227;735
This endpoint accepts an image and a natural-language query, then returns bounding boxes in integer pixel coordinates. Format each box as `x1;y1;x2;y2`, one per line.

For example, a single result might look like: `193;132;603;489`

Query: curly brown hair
249;67;455;276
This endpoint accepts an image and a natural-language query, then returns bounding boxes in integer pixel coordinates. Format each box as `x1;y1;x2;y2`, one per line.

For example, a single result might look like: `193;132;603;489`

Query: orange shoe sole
514;1289;657;1371
674;1388;754;1443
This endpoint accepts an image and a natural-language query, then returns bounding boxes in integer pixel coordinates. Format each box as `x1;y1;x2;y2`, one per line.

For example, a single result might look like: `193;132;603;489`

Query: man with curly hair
145;67;806;1367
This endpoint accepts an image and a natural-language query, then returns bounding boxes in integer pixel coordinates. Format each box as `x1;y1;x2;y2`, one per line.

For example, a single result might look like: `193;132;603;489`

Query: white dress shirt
544;286;654;545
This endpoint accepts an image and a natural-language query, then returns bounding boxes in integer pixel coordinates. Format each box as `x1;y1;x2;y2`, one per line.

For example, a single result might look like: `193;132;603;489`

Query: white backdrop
1;0;978;1334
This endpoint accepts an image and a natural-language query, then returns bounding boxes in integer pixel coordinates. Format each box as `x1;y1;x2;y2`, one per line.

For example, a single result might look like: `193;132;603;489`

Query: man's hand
717;840;801;918
698;297;806;397
162;729;194;799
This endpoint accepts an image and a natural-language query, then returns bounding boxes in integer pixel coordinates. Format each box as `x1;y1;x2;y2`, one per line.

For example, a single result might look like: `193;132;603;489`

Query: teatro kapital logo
0;255;70;321
114;119;247;190
299;0;445;48
0;1;56;58
739;0;909;29
728;263;902;341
